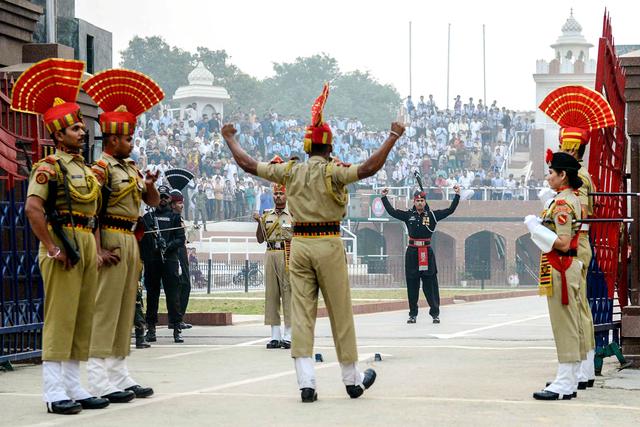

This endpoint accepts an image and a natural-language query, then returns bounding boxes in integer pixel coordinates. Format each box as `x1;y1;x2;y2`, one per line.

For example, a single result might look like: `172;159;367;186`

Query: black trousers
144;259;183;327
405;247;440;318
178;262;191;317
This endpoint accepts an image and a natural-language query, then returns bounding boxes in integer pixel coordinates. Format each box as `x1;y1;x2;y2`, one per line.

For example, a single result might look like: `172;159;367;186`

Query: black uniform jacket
381;194;460;275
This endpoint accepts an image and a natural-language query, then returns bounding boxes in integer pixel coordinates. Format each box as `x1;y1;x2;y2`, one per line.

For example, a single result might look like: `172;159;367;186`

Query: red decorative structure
588;11;628;310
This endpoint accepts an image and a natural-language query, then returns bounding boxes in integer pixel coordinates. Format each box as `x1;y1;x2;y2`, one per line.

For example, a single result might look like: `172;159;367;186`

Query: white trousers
283;325;292;342
545;362;579;396
42;361;68;403
578;349;596;382
294;357;364;389
106;357;137;390
271;325;282;341
87;357;121;397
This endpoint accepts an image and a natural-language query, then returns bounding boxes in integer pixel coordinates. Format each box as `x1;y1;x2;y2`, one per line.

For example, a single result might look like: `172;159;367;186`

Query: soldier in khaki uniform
82;69;163;402
14;58;110;414
222;84;405;402
254;182;293;349
539;85;617;390
525;152;585;401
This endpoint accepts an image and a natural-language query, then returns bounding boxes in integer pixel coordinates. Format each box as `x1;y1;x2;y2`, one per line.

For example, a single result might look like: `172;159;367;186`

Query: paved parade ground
2;295;640;426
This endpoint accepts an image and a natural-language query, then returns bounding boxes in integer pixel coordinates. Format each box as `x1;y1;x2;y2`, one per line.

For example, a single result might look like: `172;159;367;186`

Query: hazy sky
75;0;638;111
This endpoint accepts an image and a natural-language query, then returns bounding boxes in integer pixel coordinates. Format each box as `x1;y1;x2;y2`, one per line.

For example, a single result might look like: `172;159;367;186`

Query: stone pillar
621;50;640;367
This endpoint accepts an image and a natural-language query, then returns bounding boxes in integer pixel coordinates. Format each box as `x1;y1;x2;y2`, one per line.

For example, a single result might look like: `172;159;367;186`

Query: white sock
61;360;92;400
340;362;363;387
283;326;292;342
271;325;282;341
42;361;69;403
106;357;137;390
294;357;315;389
545;362;577;396
87;357;120;397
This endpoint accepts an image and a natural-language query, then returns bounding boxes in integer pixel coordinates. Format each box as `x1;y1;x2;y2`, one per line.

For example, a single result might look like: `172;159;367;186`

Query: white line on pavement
429;314;547;339
29;353;376;427
154;337;270;360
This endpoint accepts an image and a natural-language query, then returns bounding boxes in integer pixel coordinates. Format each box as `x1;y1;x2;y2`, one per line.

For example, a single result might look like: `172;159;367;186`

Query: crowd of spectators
130;95;537;222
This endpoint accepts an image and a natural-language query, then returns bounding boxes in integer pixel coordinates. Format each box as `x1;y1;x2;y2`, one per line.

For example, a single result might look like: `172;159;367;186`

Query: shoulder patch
35;173;48;184
95;159;108;169
44;155;56;165
555;199;566;205
36;165;55;176
557;214;568;225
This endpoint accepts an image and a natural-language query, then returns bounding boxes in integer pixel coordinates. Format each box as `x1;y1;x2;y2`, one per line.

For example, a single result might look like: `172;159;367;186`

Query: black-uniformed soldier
381;186;461;324
140;185;186;343
170;189;192;329
134;282;150;348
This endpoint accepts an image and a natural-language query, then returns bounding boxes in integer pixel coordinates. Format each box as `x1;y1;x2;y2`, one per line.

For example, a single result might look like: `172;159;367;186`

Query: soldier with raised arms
222;84;405;402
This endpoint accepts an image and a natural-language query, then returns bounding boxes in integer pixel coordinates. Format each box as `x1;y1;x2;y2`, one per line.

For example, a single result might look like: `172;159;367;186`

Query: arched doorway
465;231;506;285
203;104;216;118
431;231;456;275
356;227;387;273
516;234;540;287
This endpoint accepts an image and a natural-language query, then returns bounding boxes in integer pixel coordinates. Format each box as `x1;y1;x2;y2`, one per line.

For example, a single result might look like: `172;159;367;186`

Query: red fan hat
82;69;164;136
303;83;332;153
272;183;286;193
539;85;616;151
10;58;85;135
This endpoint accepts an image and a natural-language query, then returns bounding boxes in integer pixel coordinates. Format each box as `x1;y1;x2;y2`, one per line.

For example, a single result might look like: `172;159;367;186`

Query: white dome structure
173;62;230;122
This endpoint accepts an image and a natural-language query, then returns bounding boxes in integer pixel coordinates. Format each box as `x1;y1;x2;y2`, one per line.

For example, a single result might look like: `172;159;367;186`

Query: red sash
409;238;430;271
544;233;580;305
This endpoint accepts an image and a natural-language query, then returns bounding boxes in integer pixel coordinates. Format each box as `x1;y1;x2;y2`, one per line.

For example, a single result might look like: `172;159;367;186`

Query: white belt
580;223;590;231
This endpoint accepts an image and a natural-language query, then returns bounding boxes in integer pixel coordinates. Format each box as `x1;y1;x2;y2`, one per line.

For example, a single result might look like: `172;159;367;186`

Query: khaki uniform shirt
542;188;581;237
256;157;359;222
27;150;99;216
92;153;146;219
261;208;293;243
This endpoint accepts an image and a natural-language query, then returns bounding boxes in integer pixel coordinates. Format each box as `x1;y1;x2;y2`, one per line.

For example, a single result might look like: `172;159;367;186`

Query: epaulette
333;158;352;167
95;159;108;169
555;199;566;205
269;155;284;164
43;155;56;165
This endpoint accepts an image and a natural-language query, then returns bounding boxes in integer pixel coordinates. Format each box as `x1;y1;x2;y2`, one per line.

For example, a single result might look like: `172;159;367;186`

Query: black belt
100;215;138;232
52;212;96;229
556;249;577;257
408;238;431;247
293;222;341;237
267;241;288;250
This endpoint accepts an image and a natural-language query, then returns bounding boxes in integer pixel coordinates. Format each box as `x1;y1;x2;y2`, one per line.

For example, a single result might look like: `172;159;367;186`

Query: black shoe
578;381;588;390
587;379;595;388
362;368;377;389
266;339;280;349
76;396;109;409
146;326;156;342
300;388;318;402
173;328;184;343
407;316;416;324
125;385;154;398
135;329;151;349
179;322;193;329
432;317;440;324
346;384;364;398
280;340;291;349
533;390;572;400
46;400;82;415
102;390;135;403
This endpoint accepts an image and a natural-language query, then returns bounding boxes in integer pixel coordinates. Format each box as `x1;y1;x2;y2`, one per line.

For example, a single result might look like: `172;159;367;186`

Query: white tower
533;9;596;153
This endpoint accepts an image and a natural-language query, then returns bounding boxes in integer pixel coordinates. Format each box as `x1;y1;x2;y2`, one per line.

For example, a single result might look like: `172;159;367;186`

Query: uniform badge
422;216;430;226
557;214;568;225
35;173;48;184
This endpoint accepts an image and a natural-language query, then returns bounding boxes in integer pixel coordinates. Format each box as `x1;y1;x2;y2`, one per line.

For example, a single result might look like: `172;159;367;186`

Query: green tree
331;71;401;129
119;36;193;100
